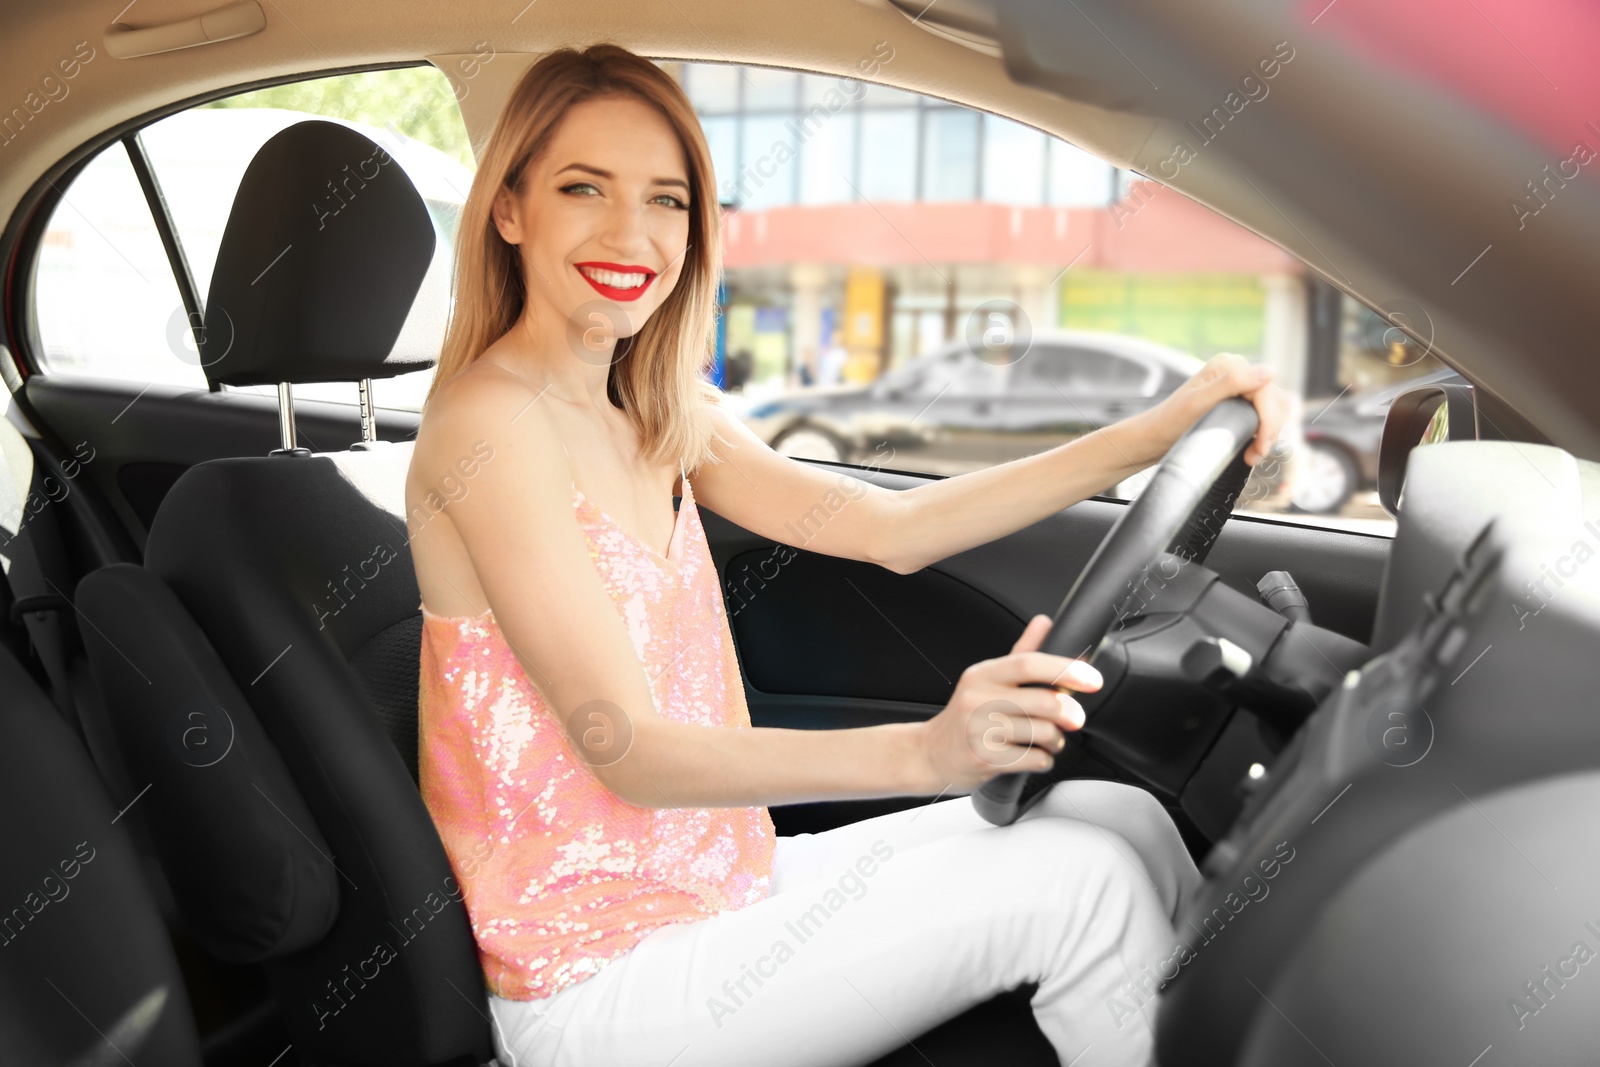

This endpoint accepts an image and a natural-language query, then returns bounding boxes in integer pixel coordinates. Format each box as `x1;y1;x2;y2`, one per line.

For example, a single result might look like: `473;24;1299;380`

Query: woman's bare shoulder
410;359;568;500
423;358;536;430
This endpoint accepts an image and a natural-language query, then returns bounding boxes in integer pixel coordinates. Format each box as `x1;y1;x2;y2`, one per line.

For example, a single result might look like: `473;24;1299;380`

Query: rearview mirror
1376;380;1477;516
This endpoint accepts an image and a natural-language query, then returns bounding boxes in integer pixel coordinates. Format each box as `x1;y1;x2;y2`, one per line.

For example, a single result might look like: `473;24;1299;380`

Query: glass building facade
679;64;1125;212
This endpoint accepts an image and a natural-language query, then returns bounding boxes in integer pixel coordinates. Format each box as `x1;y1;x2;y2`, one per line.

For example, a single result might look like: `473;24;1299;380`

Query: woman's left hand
1136;353;1291;467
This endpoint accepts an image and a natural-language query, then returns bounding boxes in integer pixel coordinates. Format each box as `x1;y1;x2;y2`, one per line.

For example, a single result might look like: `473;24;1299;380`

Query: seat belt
13;596;76;722
3;538;80;731
0;459;83;734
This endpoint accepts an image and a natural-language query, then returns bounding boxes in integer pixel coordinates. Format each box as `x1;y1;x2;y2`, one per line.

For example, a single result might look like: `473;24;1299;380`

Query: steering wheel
973;397;1263;826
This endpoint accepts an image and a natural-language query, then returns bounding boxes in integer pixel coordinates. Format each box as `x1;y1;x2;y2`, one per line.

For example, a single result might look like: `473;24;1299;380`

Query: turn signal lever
1256;570;1311;625
1175;573;1367;738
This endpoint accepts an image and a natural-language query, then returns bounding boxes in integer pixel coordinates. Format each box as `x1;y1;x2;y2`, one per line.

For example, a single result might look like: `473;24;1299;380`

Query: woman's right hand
913;614;1104;795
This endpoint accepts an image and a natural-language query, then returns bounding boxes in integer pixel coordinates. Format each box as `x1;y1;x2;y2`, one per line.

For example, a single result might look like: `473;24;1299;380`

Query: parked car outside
741;328;1202;464
739;328;1292;506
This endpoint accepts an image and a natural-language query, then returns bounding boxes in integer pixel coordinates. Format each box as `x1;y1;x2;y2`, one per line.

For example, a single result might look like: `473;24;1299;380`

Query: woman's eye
560;181;601;197
650;193;688;210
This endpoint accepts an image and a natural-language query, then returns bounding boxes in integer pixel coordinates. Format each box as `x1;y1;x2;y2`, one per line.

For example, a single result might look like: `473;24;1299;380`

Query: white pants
488;779;1202;1067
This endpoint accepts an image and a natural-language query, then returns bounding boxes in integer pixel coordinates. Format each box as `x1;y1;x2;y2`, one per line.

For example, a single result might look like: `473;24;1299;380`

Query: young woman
408;44;1287;1067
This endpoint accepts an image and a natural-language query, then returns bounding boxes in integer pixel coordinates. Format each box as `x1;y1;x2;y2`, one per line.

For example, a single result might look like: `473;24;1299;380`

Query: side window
685;58;1443;534
34;144;198;387
32;64;478;410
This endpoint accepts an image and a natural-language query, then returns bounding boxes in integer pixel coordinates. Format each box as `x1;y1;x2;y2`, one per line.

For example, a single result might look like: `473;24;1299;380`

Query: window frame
123;131;207;381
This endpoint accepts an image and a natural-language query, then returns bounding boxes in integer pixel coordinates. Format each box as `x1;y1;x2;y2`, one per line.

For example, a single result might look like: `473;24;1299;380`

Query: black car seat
75;120;494;1067
0;640;204;1066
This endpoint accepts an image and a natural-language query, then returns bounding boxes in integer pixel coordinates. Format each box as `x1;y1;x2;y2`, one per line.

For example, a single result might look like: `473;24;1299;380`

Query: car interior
1;1;1597;1065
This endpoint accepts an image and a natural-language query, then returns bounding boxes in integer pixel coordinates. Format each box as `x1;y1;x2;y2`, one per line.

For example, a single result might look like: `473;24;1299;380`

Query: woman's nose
597;200;652;255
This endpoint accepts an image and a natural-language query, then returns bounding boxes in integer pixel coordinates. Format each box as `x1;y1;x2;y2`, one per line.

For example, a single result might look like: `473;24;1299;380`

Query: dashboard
1156;440;1600;1064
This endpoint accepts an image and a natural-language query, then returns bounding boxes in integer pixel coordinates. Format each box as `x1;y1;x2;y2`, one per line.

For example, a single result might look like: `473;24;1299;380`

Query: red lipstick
574;261;658;302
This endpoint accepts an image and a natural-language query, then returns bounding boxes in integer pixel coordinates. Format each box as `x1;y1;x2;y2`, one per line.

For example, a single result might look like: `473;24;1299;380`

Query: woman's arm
419;373;1098;810
695;354;1289;575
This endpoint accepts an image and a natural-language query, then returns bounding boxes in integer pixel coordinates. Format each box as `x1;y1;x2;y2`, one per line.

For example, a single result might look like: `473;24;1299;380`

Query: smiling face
491;93;693;351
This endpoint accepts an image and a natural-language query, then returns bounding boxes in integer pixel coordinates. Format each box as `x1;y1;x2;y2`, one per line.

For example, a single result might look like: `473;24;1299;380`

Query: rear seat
0;640;204;1066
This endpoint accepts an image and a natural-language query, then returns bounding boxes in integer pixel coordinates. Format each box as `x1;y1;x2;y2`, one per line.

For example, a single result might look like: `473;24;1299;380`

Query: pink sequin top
417;475;776;1001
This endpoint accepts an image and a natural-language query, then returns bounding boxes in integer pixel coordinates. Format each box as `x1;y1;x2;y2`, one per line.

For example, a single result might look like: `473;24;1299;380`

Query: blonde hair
426;44;723;471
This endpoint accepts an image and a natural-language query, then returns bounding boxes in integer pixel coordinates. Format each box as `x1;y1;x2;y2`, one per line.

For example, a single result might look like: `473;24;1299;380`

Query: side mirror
1376;380;1477;516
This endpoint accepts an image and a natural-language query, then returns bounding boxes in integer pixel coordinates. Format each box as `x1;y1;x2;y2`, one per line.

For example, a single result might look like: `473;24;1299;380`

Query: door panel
24;376;420;554
702;460;1390;835
727;548;1021;705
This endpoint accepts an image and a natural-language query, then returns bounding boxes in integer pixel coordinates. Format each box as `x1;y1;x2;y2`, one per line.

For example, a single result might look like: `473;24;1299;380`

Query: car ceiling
2;0;1597;461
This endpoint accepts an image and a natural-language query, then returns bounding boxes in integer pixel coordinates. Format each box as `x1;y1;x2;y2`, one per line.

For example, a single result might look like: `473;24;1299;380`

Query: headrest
199;120;437;387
